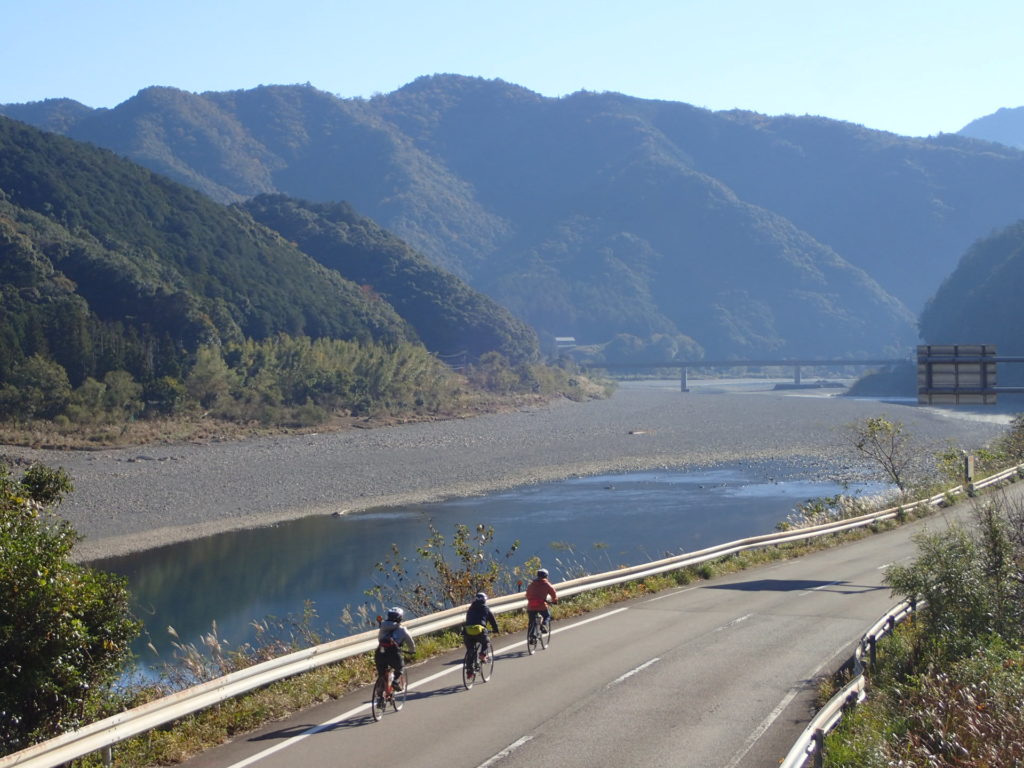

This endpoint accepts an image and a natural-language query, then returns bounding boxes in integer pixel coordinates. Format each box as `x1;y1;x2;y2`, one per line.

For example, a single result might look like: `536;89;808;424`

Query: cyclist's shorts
464;624;486;636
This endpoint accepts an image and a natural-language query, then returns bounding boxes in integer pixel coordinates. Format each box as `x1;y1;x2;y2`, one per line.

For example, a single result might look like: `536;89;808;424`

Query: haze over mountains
6;75;1024;361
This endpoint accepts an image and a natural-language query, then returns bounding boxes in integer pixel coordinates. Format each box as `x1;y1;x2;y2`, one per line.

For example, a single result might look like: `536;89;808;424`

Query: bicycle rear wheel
371;676;387;721
527;617;539;655
462;649;476;690
392;671;407;711
539;619;550;650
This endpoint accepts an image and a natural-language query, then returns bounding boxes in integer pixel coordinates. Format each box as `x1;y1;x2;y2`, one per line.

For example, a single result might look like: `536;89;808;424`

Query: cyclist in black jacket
462;592;499;661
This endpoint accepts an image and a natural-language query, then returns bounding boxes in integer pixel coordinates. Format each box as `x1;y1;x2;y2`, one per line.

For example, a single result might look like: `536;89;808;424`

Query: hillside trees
0;115;564;432
0;463;139;754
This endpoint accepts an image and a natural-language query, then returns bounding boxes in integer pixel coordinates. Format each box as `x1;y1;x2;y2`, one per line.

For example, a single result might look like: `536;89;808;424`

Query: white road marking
798;580;842;597
221;607;631;768
475;736;534;768
608;658;661;687
715;613;752;631
644;585;702;603
723;639;853;768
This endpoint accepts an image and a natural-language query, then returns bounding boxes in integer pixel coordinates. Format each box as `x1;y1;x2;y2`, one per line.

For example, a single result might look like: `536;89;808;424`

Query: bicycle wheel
539;619;550;650
391;671;407;711
462;649;476;690
527;617;539;655
480;648;494;682
370;676;387;721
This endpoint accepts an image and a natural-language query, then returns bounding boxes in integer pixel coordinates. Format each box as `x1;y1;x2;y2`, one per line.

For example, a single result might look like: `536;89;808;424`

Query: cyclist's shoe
479;652;488;662
376;696;385;709
392;677;402;692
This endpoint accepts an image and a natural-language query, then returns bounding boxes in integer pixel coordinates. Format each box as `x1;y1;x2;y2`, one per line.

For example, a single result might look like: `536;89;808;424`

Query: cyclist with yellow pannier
462;592;499;665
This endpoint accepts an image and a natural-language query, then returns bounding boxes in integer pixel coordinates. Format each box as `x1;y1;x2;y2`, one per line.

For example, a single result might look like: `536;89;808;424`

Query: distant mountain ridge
9;76;1024;357
959;106;1024;149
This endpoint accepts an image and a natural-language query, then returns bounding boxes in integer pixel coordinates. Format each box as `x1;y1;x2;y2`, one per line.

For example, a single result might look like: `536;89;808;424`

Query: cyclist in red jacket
525;569;558;635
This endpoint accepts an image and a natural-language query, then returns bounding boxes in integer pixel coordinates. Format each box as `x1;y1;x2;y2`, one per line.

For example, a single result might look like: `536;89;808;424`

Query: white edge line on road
723;638;854;768
475;735;534;768
644;585;702;603
607;657;660;687
222;606;631;768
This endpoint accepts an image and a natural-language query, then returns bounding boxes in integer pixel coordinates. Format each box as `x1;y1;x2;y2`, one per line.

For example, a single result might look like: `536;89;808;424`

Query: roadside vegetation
3;413;1024;765
822;493;1024;767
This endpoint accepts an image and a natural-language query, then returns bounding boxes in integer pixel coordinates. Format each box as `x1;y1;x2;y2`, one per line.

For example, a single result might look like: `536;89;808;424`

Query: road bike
462;639;494;689
526;611;551;655
370;666;407;721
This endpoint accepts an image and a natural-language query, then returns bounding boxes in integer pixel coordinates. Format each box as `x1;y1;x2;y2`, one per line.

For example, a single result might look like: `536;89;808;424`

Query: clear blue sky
5;0;1022;137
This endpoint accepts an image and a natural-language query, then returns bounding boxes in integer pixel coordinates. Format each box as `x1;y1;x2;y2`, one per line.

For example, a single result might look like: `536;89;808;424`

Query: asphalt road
178;491;1014;768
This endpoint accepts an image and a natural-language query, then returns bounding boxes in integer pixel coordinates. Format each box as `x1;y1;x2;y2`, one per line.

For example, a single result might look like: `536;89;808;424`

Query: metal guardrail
779;599;923;768
3;462;1022;768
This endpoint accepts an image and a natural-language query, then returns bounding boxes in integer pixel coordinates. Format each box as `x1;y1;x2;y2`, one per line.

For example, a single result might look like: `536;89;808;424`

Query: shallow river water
95;456;886;674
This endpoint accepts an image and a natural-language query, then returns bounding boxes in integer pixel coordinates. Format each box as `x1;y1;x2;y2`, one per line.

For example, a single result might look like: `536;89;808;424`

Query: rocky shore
1;381;1011;562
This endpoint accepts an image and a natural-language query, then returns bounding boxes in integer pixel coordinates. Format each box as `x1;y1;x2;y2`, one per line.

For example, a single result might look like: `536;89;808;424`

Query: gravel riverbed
1;381;1013;562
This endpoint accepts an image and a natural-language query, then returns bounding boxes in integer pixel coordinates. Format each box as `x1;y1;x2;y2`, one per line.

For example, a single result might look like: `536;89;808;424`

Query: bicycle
370;664;407;721
526;611;551;655
462;638;494;689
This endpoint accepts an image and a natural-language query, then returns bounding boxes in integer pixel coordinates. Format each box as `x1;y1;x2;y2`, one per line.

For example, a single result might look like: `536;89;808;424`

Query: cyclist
526;568;558;637
463;592;499;664
375;607;415;692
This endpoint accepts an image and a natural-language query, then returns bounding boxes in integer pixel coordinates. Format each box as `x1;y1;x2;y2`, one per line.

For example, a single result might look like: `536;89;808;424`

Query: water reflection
93;458;887;674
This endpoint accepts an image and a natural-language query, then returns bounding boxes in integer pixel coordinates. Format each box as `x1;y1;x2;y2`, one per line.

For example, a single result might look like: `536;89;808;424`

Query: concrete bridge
590;358;908;392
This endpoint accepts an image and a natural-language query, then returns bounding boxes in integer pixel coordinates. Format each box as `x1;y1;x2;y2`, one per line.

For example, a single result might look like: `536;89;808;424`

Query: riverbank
1;380;1011;562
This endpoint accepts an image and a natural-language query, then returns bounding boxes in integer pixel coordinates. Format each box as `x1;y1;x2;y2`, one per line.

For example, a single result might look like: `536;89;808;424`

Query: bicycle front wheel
480;650;494;682
462;649;476;690
371;677;387;721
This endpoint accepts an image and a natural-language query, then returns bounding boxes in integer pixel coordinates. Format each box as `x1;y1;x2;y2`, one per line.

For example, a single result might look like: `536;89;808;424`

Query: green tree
185;346;236;409
0;463;140;754
101;370;143;418
0;355;72;421
843;415;916;491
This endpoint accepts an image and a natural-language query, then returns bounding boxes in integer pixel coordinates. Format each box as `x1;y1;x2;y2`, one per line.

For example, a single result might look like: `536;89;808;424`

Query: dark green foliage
242;194;538;364
0;115;414;354
0;463;140;753
919;220;1024;384
0;114;525;424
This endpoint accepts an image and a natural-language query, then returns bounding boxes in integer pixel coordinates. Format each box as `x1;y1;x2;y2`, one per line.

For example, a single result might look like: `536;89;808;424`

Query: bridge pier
794;365;801;385
680;366;689;392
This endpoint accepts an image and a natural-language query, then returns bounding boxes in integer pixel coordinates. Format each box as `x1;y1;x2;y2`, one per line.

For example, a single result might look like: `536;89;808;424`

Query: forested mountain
959;107;1024;149
8;76;1024;358
920;219;1024;383
241;195;537;364
0;114;544;425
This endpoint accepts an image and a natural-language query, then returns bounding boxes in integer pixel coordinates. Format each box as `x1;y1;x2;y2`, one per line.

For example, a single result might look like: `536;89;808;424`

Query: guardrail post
812;729;824;768
104;745;113;766
867;635;877;668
